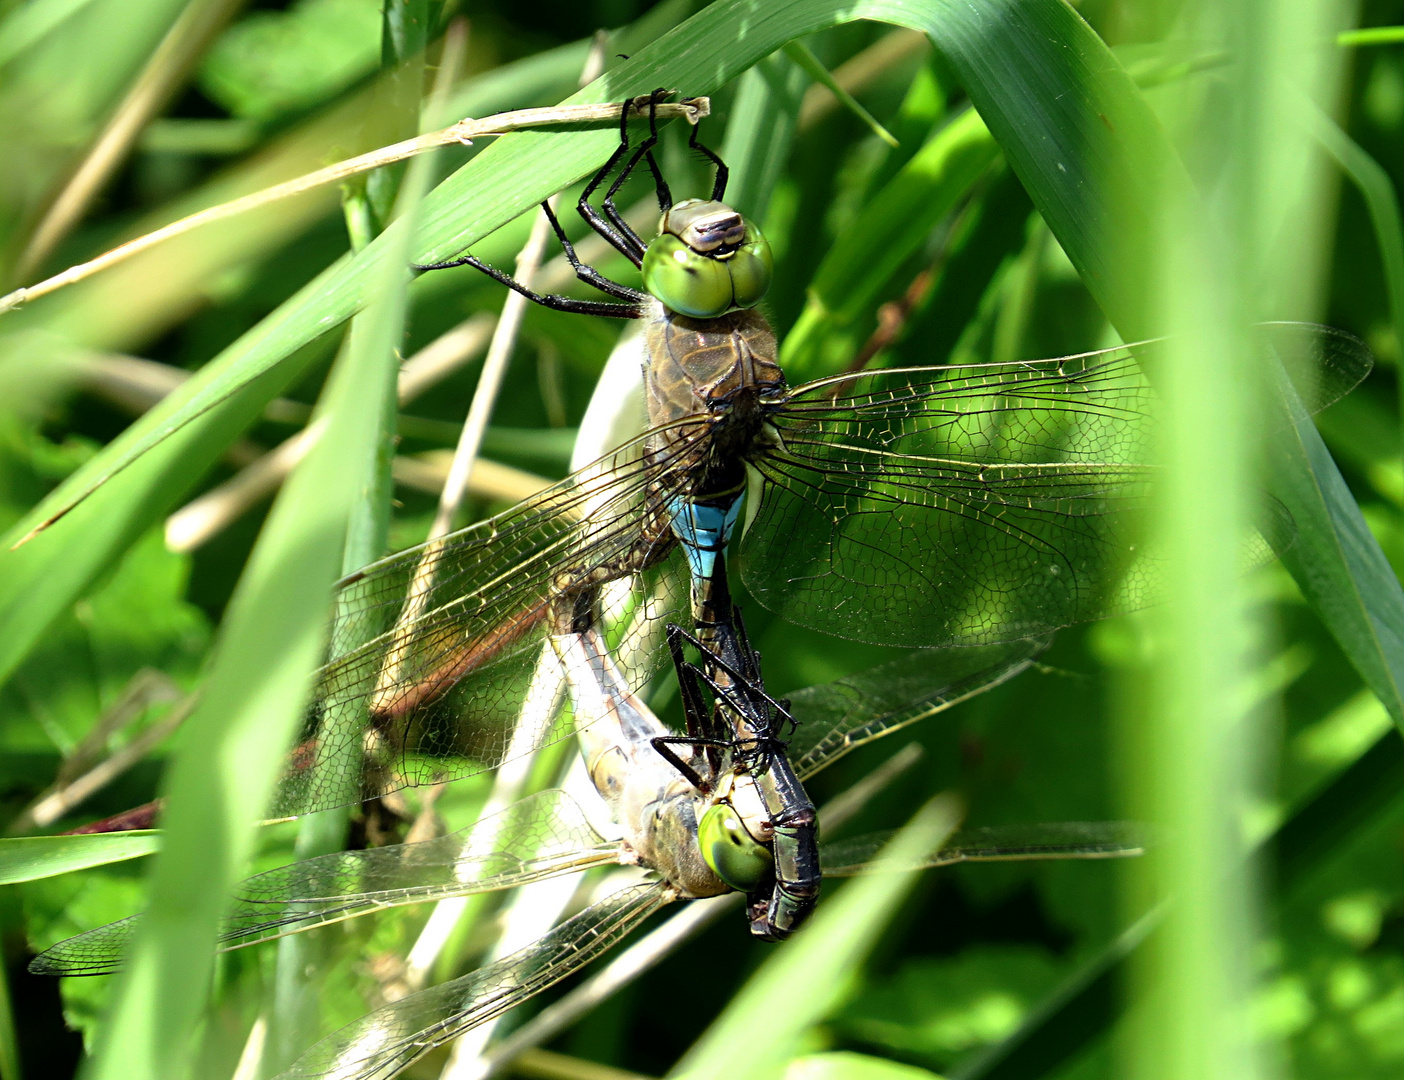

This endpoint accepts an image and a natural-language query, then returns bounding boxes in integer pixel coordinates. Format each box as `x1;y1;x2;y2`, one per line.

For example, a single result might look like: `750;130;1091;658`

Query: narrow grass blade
0;832;159;884
782;40;898;148
82;130;417;1080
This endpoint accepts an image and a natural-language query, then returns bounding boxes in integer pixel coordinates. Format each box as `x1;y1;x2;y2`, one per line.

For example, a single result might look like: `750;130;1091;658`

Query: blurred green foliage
1;1;1404;1080
200;0;385;121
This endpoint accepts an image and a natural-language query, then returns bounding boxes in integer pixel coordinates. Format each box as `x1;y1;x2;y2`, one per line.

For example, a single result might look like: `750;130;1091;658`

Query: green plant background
1;1;1403;1079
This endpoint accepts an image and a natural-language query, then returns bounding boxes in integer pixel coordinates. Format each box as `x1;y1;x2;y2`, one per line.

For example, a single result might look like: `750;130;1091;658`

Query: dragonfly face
641;199;773;319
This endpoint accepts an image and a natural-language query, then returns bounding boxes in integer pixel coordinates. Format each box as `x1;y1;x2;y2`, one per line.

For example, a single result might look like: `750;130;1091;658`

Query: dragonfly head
642;199;773;319
697;771;774;892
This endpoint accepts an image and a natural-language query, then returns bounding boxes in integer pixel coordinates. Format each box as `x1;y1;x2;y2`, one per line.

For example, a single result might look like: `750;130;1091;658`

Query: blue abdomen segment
669;493;744;582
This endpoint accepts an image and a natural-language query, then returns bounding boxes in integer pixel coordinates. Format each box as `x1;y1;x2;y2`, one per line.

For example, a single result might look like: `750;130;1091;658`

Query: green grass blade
0;0;191;217
1269;404;1404;726
0;833;160;884
81;148;415;1080
1309;107;1404;450
782;40;899;148
957;729;1404;1080
720;52;808;223
0;0;105;67
1338;25;1404;47
780;106;999;379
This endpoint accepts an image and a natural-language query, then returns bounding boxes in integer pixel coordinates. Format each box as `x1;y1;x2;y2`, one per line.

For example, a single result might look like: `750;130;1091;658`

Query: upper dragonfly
273;89;1373;840
34;621;1141;1080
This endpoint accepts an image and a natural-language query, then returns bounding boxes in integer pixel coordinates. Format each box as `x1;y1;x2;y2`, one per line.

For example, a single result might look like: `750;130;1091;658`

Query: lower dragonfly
34;623;1143;1080
272;87;1374;863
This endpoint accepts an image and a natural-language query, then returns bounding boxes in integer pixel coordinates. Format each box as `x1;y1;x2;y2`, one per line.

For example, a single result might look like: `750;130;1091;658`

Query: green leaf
0;832;159;884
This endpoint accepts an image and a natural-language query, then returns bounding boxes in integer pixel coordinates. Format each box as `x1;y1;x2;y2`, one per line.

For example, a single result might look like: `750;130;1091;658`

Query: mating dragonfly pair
33;90;1372;1080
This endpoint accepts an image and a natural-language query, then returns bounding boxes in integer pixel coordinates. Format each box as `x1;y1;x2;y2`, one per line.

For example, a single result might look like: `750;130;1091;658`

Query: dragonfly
33;622;1143;1080
270;87;1372;937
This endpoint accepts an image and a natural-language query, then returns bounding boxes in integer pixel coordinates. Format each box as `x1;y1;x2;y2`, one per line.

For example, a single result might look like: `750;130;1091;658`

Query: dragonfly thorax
641;199;773;319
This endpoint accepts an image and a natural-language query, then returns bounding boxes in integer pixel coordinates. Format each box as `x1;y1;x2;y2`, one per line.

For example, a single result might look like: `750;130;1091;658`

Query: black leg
410;249;644;318
669;625;718;742
576;97;652;266
774;697;796;739
601;143;658;258
601;90;673;250
650;736;710;791
690;121;729;202
651;733;759;789
678;626;793;740
538;200;649;303
641;89;674;212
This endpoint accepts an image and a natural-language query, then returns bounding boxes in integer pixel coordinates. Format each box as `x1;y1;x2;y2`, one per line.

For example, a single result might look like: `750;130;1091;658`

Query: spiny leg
575;95;657;266
409;244;644;318
690;120;729;202
667;624;726;776
650;735;734;791
601;89;673;253
669;621;793;740
413;96;654;309
538;200;649;303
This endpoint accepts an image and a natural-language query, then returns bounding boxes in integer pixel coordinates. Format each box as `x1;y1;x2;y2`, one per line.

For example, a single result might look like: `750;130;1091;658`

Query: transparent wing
28;791;619;977
1261;321;1374;414
819;820;1147;877
224;790;616;948
28;919;134;977
277;435;696;817
787;638;1050;780
744;345;1157;647
273;882;671;1080
742;325;1373;647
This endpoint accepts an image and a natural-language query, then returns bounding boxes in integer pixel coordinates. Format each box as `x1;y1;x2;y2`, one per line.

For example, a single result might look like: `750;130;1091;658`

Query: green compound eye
728;224;773;310
641;227;773;318
698;802;773;892
643;234;732;318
